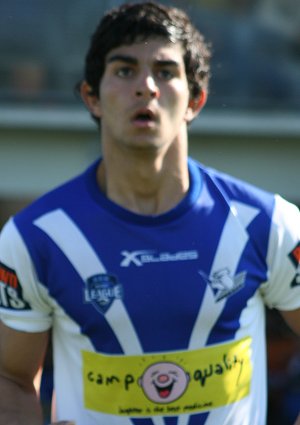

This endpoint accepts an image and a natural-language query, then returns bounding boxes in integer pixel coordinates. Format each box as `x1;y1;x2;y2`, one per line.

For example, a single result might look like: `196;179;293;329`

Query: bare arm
0;320;49;425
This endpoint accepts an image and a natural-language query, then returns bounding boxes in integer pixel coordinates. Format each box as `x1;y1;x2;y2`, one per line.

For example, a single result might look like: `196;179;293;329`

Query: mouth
131;109;157;127
155;382;174;399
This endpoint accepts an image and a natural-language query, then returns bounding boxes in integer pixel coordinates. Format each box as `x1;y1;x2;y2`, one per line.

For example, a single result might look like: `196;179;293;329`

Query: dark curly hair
79;1;211;124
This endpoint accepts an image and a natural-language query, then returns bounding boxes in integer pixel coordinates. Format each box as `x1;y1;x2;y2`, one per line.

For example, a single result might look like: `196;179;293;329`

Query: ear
185;90;207;123
80;81;101;118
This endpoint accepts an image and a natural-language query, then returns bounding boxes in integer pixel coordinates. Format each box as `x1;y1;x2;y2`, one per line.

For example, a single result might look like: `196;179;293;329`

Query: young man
0;2;300;425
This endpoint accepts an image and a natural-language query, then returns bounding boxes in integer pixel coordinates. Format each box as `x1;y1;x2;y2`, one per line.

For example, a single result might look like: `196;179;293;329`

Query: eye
157;69;174;81
115;66;135;78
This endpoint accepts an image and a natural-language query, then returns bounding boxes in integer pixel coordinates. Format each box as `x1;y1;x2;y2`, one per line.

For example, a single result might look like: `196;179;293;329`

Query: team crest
199;267;246;302
288;242;300;288
84;274;123;314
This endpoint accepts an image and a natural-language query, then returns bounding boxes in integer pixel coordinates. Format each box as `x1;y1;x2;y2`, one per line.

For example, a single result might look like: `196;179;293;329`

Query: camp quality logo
199;267;246;302
83;337;252;416
288;242;300;288
120;249;199;267
84;274;123;314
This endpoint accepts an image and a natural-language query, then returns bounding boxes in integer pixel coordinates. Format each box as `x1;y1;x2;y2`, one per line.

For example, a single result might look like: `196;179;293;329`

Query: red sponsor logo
289;243;300;288
0;261;30;310
292;245;300;264
289;242;300;268
0;262;19;289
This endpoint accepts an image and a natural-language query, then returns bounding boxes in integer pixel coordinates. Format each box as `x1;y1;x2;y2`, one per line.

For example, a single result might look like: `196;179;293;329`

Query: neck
97;137;189;215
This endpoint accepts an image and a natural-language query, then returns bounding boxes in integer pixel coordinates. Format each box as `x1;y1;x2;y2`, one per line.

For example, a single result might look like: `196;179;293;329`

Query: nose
157;374;169;384
135;74;160;99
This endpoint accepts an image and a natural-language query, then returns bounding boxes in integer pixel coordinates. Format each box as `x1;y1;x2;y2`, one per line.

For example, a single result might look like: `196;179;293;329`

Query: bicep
280;308;300;337
0;320;49;390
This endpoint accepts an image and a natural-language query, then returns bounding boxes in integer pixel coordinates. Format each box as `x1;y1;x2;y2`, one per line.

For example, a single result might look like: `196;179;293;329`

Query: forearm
0;374;43;425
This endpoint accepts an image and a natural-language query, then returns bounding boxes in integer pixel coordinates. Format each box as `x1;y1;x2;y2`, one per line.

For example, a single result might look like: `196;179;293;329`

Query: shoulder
191;159;276;217
207;164;273;208
192;159;300;249
0;161;99;267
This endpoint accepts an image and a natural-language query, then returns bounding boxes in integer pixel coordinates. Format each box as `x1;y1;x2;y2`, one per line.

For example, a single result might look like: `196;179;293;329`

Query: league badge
84;274;123;314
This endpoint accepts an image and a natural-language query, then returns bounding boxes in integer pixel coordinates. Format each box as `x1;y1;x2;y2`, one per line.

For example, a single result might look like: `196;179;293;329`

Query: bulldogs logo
199;267;246;302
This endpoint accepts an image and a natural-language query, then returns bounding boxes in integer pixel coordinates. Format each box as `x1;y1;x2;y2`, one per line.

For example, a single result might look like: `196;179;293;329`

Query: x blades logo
120;250;199;267
84;274;123;314
288;242;300;288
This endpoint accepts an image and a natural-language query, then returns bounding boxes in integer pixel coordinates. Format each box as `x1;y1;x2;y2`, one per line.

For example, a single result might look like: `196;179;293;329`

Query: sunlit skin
81;39;205;215
98;40;193;151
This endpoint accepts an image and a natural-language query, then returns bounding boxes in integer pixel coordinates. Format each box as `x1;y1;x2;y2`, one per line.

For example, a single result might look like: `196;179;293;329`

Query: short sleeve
0;218;53;332
261;195;300;310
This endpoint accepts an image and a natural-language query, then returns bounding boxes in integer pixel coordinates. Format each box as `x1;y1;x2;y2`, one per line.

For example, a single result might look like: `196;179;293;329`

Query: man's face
95;39;195;153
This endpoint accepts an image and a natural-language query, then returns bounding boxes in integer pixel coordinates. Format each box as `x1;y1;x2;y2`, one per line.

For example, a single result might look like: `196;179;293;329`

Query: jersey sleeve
0;218;53;332
261;195;300;310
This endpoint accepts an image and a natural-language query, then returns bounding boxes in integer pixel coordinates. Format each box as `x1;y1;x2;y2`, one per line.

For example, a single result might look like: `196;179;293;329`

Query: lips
131;108;157;123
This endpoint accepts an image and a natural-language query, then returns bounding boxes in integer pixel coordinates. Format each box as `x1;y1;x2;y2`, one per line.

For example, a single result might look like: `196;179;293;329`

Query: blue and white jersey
1;158;300;425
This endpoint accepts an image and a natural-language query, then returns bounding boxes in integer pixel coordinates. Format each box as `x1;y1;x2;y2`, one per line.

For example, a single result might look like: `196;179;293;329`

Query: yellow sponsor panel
82;337;252;416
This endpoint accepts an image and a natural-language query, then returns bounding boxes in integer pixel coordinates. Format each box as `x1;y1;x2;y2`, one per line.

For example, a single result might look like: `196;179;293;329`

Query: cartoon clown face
138;361;189;404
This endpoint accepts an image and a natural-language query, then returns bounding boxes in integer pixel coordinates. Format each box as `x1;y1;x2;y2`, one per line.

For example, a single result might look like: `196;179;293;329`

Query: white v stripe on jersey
188;202;259;350
34;209;166;425
181;202;259;425
34;209;143;355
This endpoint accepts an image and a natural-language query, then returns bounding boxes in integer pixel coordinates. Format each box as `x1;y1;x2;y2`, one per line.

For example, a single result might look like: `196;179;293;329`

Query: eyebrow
107;54;138;65
106;54;180;68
